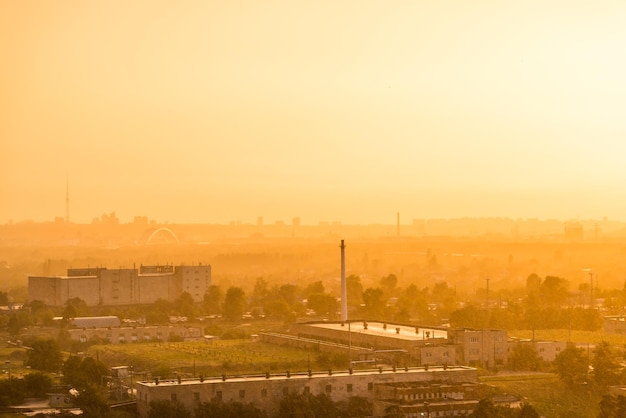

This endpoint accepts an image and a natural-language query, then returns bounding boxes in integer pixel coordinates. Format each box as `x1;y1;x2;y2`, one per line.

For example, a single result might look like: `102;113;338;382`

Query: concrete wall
28;276;60;306
68;325;203;344
260;332;372;360
448;329;508;368
29;265;211;307
177;265;211;302
136;366;478;417
99;269;138;305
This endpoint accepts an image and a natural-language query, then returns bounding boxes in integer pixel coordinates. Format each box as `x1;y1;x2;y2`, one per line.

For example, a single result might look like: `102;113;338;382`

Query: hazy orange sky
2;1;626;224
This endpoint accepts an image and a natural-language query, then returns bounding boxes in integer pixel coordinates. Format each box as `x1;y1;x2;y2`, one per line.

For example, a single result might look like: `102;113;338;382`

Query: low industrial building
28;264;211;306
288;321;507;368
68;324;203;344
508;338;567;363
604;316;626;335
136;365;479;417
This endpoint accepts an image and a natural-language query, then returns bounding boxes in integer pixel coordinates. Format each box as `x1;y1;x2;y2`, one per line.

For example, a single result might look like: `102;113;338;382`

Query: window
215;391;222;400
325;385;332;393
347;384;353;393
426;352;432;358
443;351;449;357
171;393;177;402
239;390;245;399
469;336;479;343
303;387;310;394
368;382;374;391
261;389;267;398
193;392;200;401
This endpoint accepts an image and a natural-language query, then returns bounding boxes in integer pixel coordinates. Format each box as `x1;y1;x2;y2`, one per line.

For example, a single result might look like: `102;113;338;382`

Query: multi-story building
136;365;478;417
447;328;508;368
28;264;211;307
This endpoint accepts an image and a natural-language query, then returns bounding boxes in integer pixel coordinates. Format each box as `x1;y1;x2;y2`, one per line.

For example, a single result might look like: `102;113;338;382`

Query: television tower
65;175;70;224
340;240;347;322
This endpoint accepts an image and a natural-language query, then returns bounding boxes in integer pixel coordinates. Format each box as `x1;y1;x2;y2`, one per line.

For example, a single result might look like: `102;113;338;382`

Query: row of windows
402;391;462;401
178;382;375;403
424;352;450;358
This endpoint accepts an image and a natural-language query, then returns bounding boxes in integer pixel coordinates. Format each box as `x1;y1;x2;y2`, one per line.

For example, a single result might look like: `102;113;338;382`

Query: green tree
203;285;223;315
341;396;372;417
592;341;621;386
509;344;543;371
147;399;191;418
518;403;540;418
7;314;21;335
383;405;404;418
173;291;197;319
0;378;26;407
63;297;89;319
195;399;267;418
346;275;364;308
307;293;337;316
251;278;268;306
449;305;488;328
63;356;109;390
380;274;398;293
362;287;385;319
24;372;52;397
540;276;568;307
26;339;62;373
598;394;626;418
145;299;171;324
276;392;338;418
553;344;589;386
223;287;247;320
72;385;110;418
303;281;325;298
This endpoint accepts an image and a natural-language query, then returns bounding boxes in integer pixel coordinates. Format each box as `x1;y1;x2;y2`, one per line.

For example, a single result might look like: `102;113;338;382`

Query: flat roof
137;365;476;387
305;321;448;342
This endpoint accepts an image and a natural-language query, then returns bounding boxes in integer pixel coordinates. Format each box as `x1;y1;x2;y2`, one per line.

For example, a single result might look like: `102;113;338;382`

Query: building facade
28;264;211;307
68;324;203;344
136;365;478;417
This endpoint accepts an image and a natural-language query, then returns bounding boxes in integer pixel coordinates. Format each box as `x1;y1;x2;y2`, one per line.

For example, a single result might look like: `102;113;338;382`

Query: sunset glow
2;1;626;224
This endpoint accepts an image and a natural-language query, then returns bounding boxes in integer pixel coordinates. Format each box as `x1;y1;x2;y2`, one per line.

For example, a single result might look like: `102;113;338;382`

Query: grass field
509;329;626;346
88;339;337;379
482;373;602;418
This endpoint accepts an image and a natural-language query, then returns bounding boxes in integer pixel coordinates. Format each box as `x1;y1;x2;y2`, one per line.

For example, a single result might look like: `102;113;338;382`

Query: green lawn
88;339;333;378
483;373;602;418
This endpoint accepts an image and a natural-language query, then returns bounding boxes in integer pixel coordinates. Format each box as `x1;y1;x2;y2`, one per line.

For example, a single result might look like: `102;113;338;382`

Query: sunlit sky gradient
2;1;626;224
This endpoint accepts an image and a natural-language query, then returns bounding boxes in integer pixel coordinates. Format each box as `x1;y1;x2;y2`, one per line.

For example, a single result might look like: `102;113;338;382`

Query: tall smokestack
340;240;347;321
397;212;400;238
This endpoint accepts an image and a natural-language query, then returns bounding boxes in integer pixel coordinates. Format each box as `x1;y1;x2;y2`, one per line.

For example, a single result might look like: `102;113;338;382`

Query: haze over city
3;1;626;224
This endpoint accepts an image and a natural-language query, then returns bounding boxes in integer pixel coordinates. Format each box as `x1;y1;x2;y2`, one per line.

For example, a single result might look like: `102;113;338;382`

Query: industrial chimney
340;240;347;321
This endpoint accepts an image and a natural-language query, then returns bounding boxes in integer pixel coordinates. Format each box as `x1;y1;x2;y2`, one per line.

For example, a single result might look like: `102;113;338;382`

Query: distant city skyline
2;1;626;225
